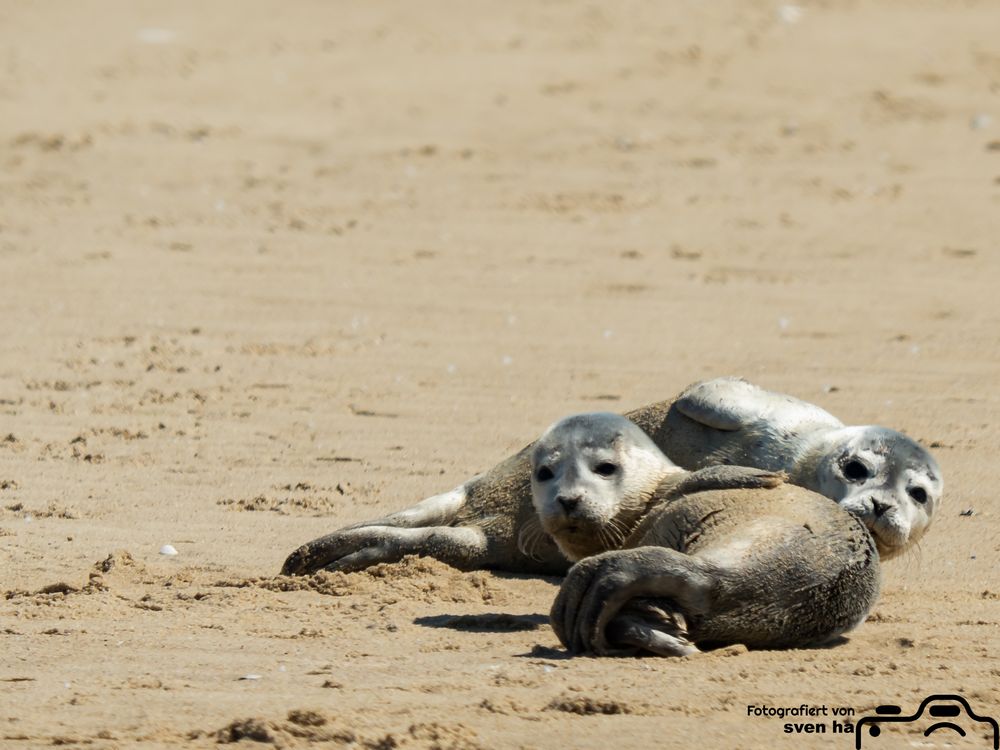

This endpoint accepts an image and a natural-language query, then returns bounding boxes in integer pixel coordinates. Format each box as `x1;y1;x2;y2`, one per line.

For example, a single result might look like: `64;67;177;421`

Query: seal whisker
517;519;545;561
600;523;616;550
606;517;629;547
596;526;611;553
526;518;552;562
598;523;624;554
899;537;923;572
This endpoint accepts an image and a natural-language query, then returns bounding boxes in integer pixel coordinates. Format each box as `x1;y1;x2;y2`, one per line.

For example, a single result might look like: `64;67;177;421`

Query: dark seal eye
908;487;928;504
842;459;870;482
535;466;553;482
594;462;618;477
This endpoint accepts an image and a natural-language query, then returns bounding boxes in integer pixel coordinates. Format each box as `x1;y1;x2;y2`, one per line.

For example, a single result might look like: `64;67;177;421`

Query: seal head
530;413;678;561
803;426;942;560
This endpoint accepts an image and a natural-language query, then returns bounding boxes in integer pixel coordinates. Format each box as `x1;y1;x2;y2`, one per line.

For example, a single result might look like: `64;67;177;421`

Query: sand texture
2;1;1000;747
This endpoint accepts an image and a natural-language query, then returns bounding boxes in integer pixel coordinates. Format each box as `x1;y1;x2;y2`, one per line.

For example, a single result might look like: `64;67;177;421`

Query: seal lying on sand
282;377;940;575
533;413;880;656
630;378;941;562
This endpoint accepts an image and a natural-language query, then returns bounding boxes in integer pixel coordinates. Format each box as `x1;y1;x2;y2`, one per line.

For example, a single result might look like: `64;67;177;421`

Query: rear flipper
280;524;487;575
281;485;474;575
606;598;701;657
343;485;468;530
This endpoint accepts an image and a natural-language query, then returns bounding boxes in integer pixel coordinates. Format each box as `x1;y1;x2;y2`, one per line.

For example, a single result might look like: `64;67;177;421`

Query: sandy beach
2;1;999;747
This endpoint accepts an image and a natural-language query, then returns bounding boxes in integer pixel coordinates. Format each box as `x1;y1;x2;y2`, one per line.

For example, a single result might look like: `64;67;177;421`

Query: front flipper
673;465;785;495
281;525;488;575
673;377;762;432
550;547;714;656
675;376;843;436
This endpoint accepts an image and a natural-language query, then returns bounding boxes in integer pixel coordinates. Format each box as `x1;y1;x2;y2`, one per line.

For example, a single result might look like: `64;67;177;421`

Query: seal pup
281;377;939;575
532;413;880;656
631;377;942;561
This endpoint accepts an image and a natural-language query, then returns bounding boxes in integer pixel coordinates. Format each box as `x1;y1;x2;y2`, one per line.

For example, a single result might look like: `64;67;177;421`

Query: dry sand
2;1;1000;747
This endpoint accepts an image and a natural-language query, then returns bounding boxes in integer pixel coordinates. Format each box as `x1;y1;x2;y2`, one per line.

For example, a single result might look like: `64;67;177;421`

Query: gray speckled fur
612;475;879;652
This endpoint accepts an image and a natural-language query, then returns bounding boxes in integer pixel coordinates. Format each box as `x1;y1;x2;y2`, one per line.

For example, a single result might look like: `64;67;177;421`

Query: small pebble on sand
777;5;803;24
970;113;992;130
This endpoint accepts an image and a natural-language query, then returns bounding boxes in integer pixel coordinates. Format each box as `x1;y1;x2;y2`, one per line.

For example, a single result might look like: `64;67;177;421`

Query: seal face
809;426;942;561
530;412;677;561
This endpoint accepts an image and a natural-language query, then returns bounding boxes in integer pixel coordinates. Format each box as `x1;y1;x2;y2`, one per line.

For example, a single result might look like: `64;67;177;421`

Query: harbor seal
631;377;941;561
533;413;880;656
281;377;940;575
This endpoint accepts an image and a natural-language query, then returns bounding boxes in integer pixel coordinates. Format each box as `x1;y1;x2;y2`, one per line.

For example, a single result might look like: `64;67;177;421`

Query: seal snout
871;498;891;519
854;493;901;529
843;493;912;560
557;493;582;514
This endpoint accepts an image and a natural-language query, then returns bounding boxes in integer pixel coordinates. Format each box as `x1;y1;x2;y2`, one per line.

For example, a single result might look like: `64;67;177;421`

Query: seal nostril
872;499;890;518
557;495;581;514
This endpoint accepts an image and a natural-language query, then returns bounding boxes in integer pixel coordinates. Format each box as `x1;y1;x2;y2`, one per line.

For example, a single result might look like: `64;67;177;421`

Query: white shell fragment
777;5;804;24
159;544;179;556
136;28;176;45
970;113;992;130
